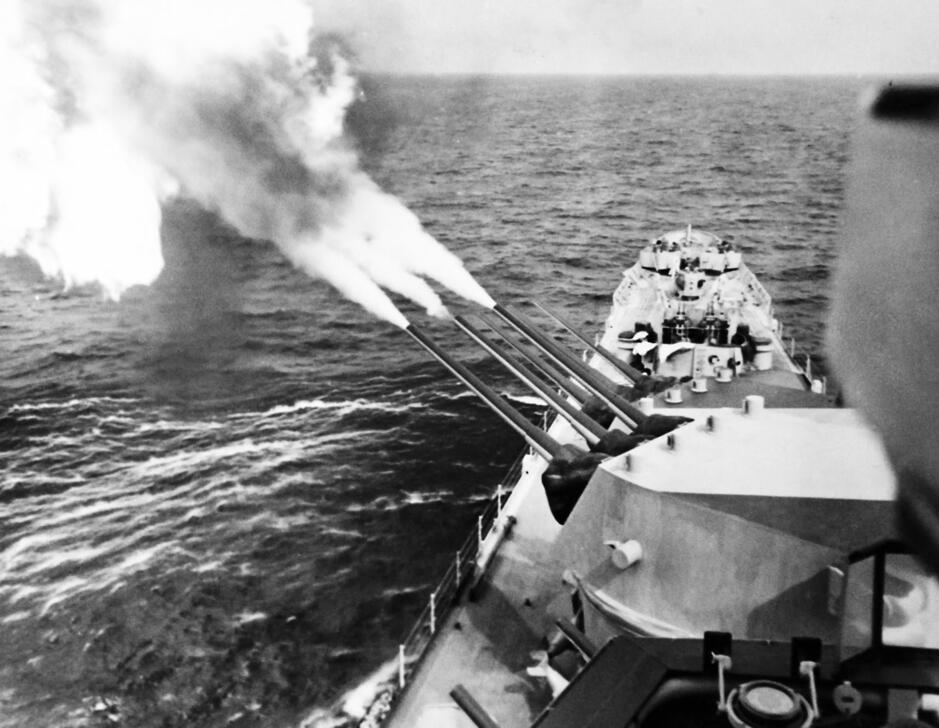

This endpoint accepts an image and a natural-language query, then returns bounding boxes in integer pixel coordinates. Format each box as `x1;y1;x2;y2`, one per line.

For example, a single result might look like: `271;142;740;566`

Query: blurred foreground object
829;84;939;573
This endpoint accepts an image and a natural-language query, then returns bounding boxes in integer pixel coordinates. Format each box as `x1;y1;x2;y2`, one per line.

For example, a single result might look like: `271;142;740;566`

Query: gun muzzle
405;324;562;460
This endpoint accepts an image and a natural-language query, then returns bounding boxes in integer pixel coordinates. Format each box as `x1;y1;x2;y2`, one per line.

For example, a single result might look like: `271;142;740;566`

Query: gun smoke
0;0;493;326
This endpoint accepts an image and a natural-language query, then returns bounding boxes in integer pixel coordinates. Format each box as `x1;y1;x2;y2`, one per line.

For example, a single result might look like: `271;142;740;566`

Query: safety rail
363;446;532;727
736;263;773;314
783;334;827;394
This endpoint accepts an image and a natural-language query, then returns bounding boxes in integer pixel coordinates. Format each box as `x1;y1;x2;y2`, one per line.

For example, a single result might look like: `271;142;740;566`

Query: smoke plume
0;0;493;325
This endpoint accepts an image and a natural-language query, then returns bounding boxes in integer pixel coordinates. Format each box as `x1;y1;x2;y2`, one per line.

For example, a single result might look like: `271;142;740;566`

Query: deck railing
364;445;532;726
784;334;827;393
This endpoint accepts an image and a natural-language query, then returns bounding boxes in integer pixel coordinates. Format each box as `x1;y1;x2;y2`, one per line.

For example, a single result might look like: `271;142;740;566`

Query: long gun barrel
454;316;607;445
405;324;562;460
479;314;592;404
491;304;646;430
531;300;643;384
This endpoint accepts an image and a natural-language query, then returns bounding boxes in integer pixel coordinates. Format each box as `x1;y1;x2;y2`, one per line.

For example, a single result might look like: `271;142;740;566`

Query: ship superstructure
600;226;810;390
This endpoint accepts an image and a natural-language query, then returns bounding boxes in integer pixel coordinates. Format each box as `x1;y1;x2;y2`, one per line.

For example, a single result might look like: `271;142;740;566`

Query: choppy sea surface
1;76;860;726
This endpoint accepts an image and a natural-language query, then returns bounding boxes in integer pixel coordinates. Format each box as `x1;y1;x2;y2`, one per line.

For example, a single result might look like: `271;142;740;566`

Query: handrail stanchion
382;450;528;715
398;644;406;689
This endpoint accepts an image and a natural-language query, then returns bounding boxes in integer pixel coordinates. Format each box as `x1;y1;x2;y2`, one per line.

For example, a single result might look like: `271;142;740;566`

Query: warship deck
383;362;898;728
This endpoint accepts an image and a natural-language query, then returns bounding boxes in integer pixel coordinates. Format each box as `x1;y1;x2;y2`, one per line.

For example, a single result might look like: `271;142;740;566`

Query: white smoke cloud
0;0;493;324
0;4;61;273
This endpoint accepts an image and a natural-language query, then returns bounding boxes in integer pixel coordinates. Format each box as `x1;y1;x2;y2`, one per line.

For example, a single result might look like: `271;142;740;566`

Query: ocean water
0;76;859;727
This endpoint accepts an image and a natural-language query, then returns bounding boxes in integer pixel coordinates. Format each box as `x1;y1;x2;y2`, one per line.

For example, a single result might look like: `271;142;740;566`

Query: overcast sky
312;0;939;76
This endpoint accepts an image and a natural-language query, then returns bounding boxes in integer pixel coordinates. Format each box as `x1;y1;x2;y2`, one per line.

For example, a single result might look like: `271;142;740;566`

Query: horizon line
356;69;939;81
